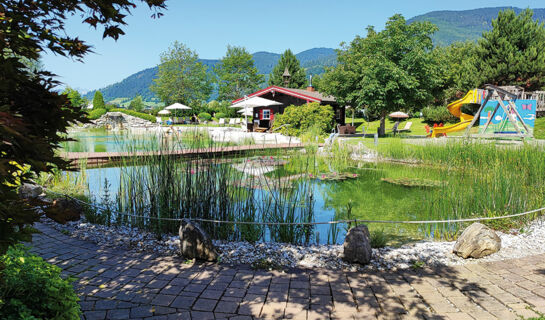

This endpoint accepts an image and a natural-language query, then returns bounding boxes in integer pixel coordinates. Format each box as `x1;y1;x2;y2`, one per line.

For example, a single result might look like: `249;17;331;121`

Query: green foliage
92;91;106;110
151;41;212;105
369;229;388;248
198;112;212;121
0;245;81;319
475;9;545;91
215;46;264;101
128;95;145;112
87;108;107;120
62;87;87;108
322;14;440;135
110;108;156;122
215;112;227;119
268;49;307;88
422;106;458;123
273;102;334;136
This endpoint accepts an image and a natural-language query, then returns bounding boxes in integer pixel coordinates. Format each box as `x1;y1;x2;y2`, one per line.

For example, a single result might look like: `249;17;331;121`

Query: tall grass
378;140;545;237
111;128;317;244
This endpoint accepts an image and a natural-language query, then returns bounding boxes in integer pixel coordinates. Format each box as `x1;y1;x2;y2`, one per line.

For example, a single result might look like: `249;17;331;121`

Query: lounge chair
228;118;236;126
219;118;225;126
235;118;241;124
397;121;412;133
156;117;162;125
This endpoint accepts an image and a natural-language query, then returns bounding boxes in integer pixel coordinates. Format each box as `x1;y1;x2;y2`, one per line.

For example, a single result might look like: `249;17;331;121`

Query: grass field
349;116;545;139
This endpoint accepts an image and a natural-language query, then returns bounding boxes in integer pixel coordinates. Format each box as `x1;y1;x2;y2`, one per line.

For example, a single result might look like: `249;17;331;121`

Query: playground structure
428;85;536;139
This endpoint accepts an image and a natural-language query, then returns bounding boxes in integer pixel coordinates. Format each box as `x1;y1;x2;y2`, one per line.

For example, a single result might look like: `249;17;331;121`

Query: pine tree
476;9;545;91
214;46;264;101
93;91;106;109
268;49;307;88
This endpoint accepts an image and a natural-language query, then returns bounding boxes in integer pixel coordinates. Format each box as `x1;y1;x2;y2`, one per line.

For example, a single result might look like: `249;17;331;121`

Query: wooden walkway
63;143;313;167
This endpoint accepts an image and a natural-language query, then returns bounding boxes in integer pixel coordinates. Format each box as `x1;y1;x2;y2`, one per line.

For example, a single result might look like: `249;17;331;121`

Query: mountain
408;7;545;45
84;48;337;101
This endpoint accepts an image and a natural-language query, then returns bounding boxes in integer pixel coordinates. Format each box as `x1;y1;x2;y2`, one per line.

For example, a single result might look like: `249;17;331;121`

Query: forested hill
408;7;545;45
84;48;336;101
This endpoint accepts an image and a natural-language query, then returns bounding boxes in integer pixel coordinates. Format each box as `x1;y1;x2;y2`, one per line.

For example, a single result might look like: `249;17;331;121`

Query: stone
44;198;83;224
18;183;43;199
343;225;372;265
179;219;218;261
453;223;501;259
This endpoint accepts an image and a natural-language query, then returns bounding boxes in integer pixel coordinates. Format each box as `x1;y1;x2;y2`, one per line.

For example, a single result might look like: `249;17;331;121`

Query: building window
262;109;271;120
335;108;341;120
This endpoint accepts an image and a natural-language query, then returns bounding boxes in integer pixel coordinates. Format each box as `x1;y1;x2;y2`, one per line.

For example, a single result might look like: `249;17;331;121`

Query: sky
41;0;545;93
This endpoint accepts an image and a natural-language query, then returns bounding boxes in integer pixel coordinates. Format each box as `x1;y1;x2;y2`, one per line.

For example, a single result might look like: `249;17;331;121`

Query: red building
232;85;345;130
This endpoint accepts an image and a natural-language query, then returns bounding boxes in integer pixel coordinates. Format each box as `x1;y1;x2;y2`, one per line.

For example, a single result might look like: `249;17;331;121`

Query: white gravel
41;216;545;271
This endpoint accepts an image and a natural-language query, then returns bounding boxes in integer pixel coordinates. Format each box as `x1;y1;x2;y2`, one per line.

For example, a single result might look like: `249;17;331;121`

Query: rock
44;198;82;224
343;225;372;265
179;219;218;261
453;223;501;259
18;183;43;199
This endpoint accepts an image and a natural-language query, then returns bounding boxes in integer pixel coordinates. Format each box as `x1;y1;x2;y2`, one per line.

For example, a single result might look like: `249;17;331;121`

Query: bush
422;106;458;124
87;108;107;120
0;245;81;319
198;112;212;121
369;229;388;248
272;102;335;136
215;112;226;119
110;108;156;123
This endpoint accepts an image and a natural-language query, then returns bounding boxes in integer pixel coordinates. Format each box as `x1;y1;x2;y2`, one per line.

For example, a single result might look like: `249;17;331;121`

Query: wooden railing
522;91;545;112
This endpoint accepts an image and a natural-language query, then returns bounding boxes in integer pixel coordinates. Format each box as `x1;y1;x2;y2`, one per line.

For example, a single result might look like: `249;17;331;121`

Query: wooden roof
232;86;336;104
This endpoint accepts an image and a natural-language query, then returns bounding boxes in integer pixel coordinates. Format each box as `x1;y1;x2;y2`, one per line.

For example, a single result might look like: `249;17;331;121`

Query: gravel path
42;215;545;271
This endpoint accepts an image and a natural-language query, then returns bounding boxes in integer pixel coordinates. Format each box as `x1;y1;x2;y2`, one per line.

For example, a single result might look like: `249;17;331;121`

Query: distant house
232;84;345;130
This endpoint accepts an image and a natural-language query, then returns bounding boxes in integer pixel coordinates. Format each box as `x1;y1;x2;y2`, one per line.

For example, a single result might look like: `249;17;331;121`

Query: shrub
87;108;107;120
0;245;81;319
272;102;335;136
422;106;458;124
369;229;388;248
215;112;226;119
198;112;212;121
110;108;156;122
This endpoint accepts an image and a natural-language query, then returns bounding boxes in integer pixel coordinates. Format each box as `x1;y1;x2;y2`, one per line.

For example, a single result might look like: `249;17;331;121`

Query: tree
434;41;479;103
268;49;307;88
129;96;145;112
62;87;87;108
476;9;545;91
151;41;212;105
214;46;264;101
92;91;106;110
322;15;440;135
0;0;166;255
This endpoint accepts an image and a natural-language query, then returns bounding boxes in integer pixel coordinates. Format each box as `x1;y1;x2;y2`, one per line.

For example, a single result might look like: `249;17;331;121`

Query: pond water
79;160;456;244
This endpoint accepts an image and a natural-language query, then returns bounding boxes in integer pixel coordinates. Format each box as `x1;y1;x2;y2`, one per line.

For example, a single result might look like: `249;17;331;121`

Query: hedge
422;106;458;124
198;112;212;121
272;102;334;136
87;108;107;120
110;108;156;123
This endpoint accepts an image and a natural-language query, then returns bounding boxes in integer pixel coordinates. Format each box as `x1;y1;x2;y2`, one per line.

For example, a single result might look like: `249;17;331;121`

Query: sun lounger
219;118;225;126
156;117;162;125
397;121;412;133
389;121;400;136
228;118;236;126
235;118;241;124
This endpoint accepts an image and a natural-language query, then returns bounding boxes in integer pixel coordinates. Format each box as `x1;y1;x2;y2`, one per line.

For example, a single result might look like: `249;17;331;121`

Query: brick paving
30;223;545;319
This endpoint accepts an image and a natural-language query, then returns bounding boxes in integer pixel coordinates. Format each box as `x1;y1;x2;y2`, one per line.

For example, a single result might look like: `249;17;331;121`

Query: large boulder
44;198;82;224
343;225;372;265
179;219;218;262
18;183;43;199
453;223;501;259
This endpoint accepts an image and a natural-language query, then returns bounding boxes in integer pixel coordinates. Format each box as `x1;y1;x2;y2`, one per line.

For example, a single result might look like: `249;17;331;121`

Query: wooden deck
63;143;315;167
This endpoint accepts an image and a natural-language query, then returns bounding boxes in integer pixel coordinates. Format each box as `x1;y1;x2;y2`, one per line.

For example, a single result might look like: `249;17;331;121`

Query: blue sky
41;0;545;93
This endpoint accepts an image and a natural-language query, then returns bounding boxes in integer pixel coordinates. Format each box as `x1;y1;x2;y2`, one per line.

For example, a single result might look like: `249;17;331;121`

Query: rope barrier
44;188;545;226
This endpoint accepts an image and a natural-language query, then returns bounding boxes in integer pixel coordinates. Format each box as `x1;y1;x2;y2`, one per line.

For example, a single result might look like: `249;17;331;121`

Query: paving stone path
30;223;545;319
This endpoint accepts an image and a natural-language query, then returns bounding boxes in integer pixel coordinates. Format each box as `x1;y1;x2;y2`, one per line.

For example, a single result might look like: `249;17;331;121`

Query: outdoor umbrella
237;108;253;116
157;109;170;115
388;111;409;119
166;103;191;118
231;96;282;124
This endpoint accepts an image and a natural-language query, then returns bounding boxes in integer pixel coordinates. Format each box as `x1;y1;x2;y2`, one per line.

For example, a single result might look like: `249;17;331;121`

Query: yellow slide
430;89;484;138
